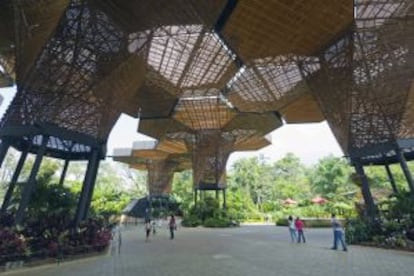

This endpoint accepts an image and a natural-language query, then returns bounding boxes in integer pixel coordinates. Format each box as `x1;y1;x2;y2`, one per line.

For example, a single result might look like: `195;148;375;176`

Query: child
288;216;297;242
151;220;157;235
295;217;306;243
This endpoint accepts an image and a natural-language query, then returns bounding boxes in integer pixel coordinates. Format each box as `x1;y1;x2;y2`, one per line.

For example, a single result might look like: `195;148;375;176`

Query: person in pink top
295;217;306;243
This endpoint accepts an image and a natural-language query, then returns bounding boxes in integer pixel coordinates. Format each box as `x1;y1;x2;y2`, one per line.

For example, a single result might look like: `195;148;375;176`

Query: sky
0;86;343;166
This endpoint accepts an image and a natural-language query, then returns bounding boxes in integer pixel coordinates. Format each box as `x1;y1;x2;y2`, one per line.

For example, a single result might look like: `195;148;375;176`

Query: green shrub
244;211;264;222
276;217;338;228
181;215;202;227
345;218;380;244
203;217;232;228
276;217;288;226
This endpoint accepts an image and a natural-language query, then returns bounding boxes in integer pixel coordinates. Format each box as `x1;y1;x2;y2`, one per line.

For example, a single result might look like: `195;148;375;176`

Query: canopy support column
353;158;377;219
15;136;49;226
75;148;100;226
59;159;70;186
397;148;414;195
1;150;28;214
0;138;11;168
384;163;398;194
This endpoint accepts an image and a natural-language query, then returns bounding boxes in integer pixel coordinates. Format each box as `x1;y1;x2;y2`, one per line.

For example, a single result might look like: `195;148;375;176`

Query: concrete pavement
2;225;413;276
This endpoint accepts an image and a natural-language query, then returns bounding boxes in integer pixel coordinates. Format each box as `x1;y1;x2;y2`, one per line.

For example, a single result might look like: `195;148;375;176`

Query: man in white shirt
331;213;347;251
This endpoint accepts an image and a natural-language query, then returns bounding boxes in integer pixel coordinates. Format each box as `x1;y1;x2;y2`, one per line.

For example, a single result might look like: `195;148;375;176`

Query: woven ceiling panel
280;94;324;123
15;0;70;81
95;0;226;33
222;0;353;62
301;0;414;158
1;0;133;140
223;112;283;135
156;139;188;154
0;2;15;86
233;135;271;151
139;118;190;140
226;56;320;115
173;97;236;130
141;27;238;96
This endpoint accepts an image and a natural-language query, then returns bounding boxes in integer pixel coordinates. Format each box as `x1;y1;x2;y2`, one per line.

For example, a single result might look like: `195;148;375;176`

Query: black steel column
353;158;377;218
14;136;49;226
215;189;219;200
75;148;100;226
194;189;198;205
396;148;414;195
1;150;28;214
59;159;70;186
0;138;11;168
82;154;100;221
222;189;226;209
384;163;398;194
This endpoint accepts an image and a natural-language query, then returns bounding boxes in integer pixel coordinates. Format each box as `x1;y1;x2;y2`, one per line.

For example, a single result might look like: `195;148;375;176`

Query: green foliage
230;155;274;209
181;196;240;228
15;158;79;217
345;218;380;244
309;155;354;199
203;217;233;228
171;170;193;212
385;192;414;225
181;215;202;227
276;217;338;228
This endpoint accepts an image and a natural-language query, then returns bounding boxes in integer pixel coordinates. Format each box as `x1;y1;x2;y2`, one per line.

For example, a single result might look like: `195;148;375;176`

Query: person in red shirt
295;217;306;243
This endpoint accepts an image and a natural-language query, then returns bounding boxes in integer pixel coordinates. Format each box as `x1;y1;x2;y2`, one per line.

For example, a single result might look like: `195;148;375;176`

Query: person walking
331;213;347;251
295;217;306;243
151;220;157;235
145;220;151;242
169;215;176;240
288;216;297;242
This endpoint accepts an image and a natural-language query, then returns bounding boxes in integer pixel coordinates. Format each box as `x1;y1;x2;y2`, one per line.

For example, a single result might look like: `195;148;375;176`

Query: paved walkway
3;225;414;276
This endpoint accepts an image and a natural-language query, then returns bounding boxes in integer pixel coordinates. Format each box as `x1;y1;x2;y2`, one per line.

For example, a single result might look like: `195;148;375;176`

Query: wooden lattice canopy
113;140;191;195
0;0;413;167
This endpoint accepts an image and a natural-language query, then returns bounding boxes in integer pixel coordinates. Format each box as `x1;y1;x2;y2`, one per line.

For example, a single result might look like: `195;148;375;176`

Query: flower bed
0;215;113;269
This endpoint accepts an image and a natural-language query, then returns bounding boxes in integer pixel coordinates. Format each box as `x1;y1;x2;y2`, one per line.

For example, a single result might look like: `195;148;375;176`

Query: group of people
287;214;347;251
144;215;177;242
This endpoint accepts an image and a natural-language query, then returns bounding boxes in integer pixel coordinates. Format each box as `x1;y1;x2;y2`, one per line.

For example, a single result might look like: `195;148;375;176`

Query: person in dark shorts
145;220;151;242
169;215;176;240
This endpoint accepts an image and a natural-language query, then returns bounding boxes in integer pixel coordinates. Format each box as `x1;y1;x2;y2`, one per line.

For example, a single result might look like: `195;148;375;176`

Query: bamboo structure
139;95;280;189
300;0;414;165
113;141;191;195
1;0;414;219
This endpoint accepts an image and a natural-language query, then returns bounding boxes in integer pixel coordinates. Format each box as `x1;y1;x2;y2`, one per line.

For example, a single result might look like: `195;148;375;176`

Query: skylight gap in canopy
129;24;238;98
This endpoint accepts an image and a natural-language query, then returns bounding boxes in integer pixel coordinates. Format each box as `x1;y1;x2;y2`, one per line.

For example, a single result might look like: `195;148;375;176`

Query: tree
309;155;354;198
115;163;147;197
90;161;136;218
271;153;310;201
172;170;193;212
229;155;273;210
0;150;18;198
